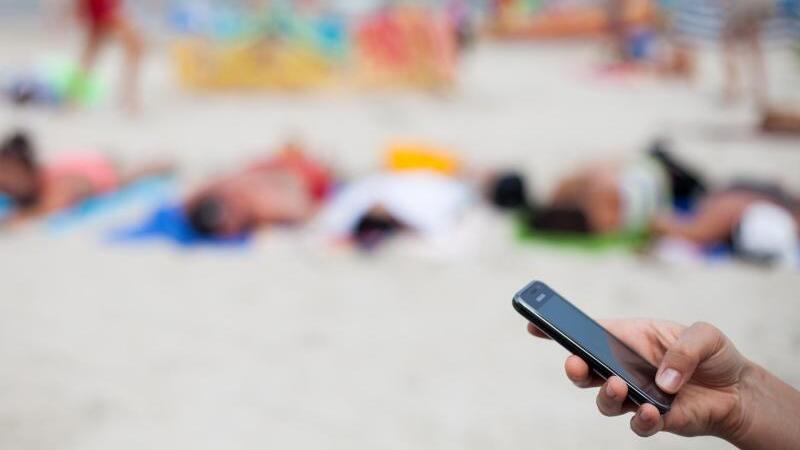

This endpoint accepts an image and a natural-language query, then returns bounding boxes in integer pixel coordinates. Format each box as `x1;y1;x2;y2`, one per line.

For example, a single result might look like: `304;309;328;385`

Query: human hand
528;319;752;441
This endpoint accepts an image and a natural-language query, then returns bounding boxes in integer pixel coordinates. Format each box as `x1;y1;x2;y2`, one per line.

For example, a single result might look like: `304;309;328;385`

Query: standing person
720;0;774;106
607;0;632;61
75;0;143;112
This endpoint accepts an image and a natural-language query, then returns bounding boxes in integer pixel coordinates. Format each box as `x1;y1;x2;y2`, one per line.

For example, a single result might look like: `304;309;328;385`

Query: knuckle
668;345;698;366
662;411;687;434
692;321;721;337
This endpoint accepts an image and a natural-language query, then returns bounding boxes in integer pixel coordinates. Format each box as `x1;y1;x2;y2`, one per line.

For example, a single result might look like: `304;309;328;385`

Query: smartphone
513;280;674;414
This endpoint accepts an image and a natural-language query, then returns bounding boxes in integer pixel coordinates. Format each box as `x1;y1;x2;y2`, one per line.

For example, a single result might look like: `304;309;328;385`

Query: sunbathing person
0;131;172;222
760;105;800;134
185;143;333;238
529;142;706;235
653;181;799;266
316;143;479;250
318;169;473;251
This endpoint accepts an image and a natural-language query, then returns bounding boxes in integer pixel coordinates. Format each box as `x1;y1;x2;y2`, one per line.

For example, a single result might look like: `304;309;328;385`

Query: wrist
726;360;800;450
724;359;761;448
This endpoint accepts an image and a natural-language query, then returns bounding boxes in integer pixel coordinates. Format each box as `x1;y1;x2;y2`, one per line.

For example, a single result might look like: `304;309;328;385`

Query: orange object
386;143;460;175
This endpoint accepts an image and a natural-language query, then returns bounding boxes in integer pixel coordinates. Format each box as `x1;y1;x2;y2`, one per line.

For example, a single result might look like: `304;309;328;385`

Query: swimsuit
618;159;670;233
44;153;119;195
260;151;333;203
78;0;122;31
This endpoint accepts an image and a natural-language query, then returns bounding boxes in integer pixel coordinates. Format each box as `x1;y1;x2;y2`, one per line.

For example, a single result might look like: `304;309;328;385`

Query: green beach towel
515;215;650;253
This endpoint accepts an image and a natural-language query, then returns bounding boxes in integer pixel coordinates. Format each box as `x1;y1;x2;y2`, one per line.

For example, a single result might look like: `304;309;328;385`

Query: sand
0;23;799;450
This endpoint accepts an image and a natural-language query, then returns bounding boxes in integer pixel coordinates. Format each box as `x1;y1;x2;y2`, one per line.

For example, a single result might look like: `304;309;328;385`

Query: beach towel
0;195;12;221
516;215;650;252
47;176;175;234
109;202;251;248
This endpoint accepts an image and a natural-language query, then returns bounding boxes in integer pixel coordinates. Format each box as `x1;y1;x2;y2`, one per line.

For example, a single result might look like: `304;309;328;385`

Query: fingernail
605;383;615;398
657;368;682;391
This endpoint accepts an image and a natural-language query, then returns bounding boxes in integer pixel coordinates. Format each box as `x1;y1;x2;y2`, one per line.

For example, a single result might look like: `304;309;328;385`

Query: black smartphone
513;280;674;414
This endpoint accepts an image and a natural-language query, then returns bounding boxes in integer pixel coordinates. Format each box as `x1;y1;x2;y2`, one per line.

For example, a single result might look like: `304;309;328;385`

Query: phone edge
512;281;672;414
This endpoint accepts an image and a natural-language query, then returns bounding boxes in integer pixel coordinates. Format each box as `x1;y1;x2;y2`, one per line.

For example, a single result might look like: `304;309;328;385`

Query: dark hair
0;131;40;207
187;196;227;236
489;172;529;210
353;212;401;250
1;131;38;172
528;206;591;234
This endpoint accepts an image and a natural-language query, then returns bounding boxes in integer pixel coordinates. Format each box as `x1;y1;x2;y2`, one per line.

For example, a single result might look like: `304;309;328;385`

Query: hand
528;319;751;441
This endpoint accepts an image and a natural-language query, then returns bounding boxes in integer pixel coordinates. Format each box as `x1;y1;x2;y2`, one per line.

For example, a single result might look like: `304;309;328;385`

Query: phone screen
532;289;673;407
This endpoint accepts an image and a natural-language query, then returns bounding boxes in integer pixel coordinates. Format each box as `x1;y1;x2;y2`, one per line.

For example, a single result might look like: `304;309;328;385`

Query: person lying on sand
760;105;800;134
317;143;520;251
0;131;172;223
184;142;333;238
318;169;472;250
653;180;799;266
529;141;706;235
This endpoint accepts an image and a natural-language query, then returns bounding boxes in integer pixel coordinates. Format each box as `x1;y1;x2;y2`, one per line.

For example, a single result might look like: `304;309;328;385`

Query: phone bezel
513;280;672;414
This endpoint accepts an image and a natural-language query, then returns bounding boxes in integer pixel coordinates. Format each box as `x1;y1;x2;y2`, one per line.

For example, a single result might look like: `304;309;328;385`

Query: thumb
656;322;724;394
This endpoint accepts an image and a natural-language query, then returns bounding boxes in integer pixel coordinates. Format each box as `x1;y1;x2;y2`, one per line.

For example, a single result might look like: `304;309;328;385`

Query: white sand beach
0;23;799;450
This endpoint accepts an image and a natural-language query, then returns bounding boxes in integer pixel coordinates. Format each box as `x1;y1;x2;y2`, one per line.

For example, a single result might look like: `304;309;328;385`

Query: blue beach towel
47;176;176;234
0;195;12;221
108;202;251;248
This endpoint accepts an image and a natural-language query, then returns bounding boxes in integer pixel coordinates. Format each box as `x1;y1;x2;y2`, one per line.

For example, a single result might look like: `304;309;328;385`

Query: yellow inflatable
173;38;336;90
386;142;461;175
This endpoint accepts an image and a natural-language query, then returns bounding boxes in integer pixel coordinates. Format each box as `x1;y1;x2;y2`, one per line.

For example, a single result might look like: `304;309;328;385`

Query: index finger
527;323;551;339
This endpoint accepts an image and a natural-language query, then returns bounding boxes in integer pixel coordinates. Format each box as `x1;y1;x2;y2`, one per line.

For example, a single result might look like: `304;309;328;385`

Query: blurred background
0;1;799;449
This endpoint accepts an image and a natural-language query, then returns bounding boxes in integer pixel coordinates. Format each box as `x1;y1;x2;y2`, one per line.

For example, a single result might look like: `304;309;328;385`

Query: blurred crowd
1;130;798;267
1;0;799;268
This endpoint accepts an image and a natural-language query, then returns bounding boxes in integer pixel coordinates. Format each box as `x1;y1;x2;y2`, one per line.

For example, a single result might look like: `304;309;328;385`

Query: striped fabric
664;0;800;42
